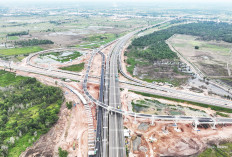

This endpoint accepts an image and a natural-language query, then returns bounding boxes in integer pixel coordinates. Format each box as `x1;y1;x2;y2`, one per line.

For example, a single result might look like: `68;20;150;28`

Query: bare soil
125;115;232;157
11;70;90;157
135;60;190;85
121;88;232;156
168;34;232;78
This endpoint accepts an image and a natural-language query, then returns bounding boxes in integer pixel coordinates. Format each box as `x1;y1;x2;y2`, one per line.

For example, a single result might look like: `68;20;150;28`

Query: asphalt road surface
108;39;125;157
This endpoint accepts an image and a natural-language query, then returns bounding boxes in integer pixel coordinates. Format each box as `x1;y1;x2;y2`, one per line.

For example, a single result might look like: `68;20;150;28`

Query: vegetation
7;36;19;41
58;147;68;157
0;47;43;56
198;143;232;157
0;71;27;87
40;51;81;63
0;70;63;156
15;39;54;47
124;56;150;75
125;21;232;85
66;102;72;109
76;33;122;49
129;90;232;113
59;63;84;72
128;21;232;63
216;112;229;117
142;77;187;87
7;31;28;37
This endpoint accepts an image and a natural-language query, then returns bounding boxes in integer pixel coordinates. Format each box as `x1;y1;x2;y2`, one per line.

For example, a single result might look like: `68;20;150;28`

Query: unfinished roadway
1;20;232;157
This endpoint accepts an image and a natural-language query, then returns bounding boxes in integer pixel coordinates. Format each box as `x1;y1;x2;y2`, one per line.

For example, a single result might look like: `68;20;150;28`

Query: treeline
7;31;29;36
128;30;177;61
15;39;54;47
129;21;232;62
0;73;63;156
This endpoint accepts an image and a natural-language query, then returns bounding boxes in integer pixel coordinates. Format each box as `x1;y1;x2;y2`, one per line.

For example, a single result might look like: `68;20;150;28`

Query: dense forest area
15;39;54;47
7;31;29;36
0;70;63;156
128;22;232;62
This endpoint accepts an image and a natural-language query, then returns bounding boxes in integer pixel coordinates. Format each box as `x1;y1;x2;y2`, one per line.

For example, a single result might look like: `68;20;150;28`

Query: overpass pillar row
151;116;155;126
193;120;199;131
211;122;217;130
134;113;137;124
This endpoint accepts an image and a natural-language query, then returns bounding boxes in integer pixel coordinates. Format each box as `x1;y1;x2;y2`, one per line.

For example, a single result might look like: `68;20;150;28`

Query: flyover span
26;47;101;79
82;42;232;127
62;83;96;155
94;50;106;157
24;20;232;110
14;19;232;125
117;30;232;109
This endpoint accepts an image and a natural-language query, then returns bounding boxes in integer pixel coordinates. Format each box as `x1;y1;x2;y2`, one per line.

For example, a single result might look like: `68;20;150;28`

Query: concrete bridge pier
151;116;155;126
211;122;217;130
193;120;199;131
134;113;137;124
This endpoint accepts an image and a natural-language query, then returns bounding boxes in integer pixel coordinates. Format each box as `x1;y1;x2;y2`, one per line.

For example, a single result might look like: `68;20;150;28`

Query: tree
66;102;72;109
195;46;199;49
58;147;68;157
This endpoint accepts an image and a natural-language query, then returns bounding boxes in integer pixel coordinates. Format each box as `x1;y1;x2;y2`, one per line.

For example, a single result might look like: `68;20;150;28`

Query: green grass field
76;33;124;49
198;143;232;157
171;34;231;54
7;36;19;41
0;46;43;56
0;70;27;87
59;63;84;72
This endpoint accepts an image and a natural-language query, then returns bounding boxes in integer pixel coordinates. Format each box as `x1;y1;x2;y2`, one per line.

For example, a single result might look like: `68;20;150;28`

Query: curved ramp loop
62;83;95;155
82;21;232;125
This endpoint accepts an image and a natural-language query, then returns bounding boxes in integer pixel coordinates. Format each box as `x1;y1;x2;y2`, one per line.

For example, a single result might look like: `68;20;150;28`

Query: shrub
58;147;68;157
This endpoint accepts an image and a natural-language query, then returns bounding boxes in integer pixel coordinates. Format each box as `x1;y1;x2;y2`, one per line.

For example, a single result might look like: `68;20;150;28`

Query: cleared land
132;99;209;117
39;51;82;63
168;34;232;78
0;15;158;49
126;22;232;87
121;89;232;157
76;33;124;49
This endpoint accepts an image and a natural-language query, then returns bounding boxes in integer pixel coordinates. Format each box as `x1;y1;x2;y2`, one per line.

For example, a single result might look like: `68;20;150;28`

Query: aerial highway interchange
1;20;232;157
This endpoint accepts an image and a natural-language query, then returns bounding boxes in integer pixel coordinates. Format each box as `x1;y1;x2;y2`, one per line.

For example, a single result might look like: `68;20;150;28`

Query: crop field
168;34;232;77
0;15;159;48
7;36;19;41
59;63;84;72
0;46;43;56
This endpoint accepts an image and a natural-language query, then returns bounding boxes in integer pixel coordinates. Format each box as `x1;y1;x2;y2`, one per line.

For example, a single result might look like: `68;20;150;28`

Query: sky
0;0;232;8
1;0;232;3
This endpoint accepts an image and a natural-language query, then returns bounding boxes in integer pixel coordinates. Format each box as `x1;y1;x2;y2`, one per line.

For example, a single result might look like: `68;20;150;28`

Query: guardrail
62;83;96;155
81;25;232;125
26;48;103;79
22;20;232;125
117;23;232;109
